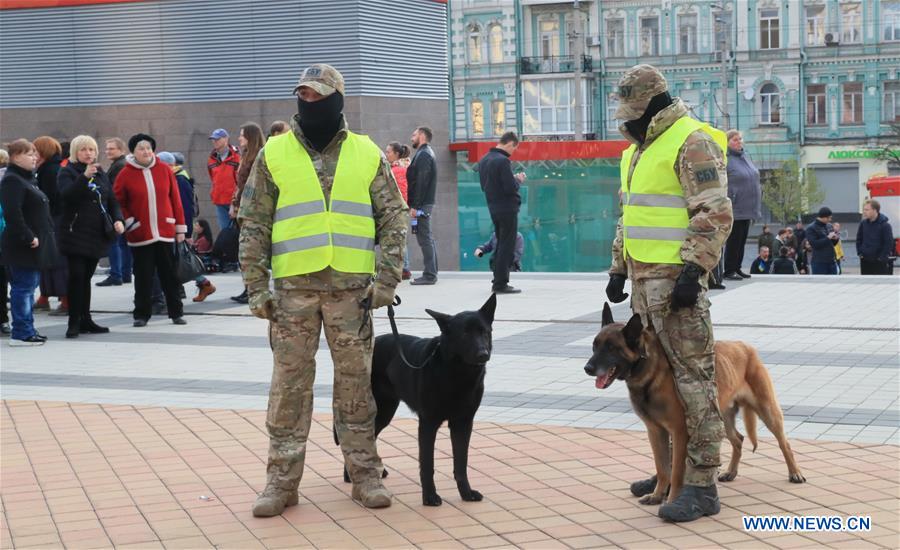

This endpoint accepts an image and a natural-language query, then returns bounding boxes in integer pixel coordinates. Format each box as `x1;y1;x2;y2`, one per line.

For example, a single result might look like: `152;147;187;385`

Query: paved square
1;271;899;548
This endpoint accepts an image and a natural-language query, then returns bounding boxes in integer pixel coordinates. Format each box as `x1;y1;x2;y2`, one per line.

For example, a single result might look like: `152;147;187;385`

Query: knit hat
128;133;156;152
157;151;176;165
172;152;185;165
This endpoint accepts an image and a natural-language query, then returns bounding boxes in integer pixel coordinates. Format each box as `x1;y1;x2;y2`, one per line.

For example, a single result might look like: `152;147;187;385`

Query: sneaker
133;319;148;328
95;276;123;287
252;486;299;517
172;317;187;325
0;322;10;336
10;335;46;346
492;285;522;294
193;281;216;302
401;269;412;281
658;484;720;522
33;333;48;342
723;272;743;281
410;277;437;286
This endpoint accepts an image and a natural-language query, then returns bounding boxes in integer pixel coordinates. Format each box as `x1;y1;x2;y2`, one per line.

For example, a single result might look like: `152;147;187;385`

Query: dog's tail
743;406;759;453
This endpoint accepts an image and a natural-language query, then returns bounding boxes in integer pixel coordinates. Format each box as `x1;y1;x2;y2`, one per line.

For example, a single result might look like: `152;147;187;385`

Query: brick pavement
2;401;898;550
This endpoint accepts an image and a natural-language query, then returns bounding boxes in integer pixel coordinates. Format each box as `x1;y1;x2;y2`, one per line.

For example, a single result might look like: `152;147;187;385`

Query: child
475;231;524;272
190;219;216;301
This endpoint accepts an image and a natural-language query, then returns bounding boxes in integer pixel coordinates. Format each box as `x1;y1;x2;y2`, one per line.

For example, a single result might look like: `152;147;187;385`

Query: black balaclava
297;92;344;152
623;91;673;145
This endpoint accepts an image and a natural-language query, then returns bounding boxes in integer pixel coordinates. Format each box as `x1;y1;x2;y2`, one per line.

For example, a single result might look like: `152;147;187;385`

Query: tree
762;159;825;225
873;122;900;168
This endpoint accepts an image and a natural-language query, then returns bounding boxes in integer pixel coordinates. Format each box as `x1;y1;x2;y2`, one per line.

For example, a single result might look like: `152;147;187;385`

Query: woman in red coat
386;142;411;280
113;134;187;327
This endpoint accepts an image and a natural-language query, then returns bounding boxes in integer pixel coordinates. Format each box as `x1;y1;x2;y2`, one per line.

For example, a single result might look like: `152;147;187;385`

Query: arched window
488;24;503;63
760;83;781;124
468;24;482;64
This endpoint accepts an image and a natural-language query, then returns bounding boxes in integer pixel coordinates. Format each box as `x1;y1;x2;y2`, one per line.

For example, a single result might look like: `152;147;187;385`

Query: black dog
338;294;496;506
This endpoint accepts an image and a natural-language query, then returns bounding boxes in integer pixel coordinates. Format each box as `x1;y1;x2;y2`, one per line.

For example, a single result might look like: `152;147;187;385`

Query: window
841;3;862;44
522;79;592;134
713;10;733;52
471;100;484;137
806;5;825;46
606;18;624;57
885;2;900;41
640;16;660;56
540;19;560;57
678;13;698;54
468;25;482;64
806;84;827;125
488;25;503;63
885;82;900;122
492;100;505;136
607;96;619;131
760;83;781;125
842;82;863;124
760;8;780;49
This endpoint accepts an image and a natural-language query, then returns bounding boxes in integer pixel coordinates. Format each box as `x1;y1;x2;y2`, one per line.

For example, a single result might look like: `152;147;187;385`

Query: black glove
605;274;629;303
671;263;704;309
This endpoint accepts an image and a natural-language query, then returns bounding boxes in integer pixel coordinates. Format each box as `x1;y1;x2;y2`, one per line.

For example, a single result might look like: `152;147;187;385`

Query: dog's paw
718;471;737;482
789;473;806;484
460;489;483;502
423;493;443;506
639;494;664;505
382;467;389;479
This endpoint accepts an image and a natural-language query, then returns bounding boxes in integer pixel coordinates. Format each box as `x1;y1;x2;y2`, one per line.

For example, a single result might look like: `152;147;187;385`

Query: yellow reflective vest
266;131;381;278
620;116;727;265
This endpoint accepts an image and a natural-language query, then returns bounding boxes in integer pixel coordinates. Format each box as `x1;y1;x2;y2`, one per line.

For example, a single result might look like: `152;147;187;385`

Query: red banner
449;140;630;163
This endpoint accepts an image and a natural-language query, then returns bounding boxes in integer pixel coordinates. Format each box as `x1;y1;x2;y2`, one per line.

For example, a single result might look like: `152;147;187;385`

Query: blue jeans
811;262;838;275
9;267;41;340
215;204;231;234
107;235;132;280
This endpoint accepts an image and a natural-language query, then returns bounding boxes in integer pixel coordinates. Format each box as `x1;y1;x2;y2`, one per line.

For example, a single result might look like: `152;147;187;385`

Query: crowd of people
0;118;444;345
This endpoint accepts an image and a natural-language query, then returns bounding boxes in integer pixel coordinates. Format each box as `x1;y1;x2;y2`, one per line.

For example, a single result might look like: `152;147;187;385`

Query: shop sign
827;149;899;160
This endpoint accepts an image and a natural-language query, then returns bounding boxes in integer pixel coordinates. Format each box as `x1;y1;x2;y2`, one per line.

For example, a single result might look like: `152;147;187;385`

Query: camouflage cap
292;63;345;97
614;64;668;121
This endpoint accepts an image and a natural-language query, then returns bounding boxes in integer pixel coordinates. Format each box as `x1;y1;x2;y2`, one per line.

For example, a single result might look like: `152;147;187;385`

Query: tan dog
584;303;805;505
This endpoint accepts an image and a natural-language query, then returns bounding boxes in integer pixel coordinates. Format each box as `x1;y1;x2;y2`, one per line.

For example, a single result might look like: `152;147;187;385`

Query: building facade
450;0;900;220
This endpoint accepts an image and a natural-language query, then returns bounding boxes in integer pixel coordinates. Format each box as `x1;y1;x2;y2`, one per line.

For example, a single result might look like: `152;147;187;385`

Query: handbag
175;240;206;284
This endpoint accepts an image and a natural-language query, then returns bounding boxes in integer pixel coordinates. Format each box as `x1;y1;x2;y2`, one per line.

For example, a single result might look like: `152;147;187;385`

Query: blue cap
157;151;176;165
209;128;229;140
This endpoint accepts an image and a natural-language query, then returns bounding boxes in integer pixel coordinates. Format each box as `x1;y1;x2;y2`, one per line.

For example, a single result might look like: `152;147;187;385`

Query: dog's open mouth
595;366;617;389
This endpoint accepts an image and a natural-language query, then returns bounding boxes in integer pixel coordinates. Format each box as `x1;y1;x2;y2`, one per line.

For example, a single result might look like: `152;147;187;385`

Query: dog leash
359;293;437;370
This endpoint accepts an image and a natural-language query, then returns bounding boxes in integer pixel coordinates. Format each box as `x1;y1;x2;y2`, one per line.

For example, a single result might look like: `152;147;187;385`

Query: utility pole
572;0;584;139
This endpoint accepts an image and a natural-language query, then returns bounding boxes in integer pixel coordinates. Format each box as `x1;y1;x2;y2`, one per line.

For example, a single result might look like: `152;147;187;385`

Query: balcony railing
520;55;592;75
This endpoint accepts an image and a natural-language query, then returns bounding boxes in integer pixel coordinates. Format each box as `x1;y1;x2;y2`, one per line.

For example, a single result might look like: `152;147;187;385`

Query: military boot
351;479;393;508
658;484;720;522
251;485;299;517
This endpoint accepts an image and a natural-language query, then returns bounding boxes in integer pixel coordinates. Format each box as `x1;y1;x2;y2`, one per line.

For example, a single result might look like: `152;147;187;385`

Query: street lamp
712;3;731;129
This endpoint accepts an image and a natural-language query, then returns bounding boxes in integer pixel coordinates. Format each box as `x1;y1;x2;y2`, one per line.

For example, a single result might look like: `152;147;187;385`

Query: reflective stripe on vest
620;116;727;265
266;130;381;278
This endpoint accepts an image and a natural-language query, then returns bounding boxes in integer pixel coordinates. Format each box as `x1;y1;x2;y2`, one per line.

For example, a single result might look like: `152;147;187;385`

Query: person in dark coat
32;136;69;314
406;126;439;285
723;130;761;280
771;246;799;274
478;131;526;293
97;137;132;287
749;245;772;275
0;139;58;345
856;199;895;275
58;135;125;338
805;206;839;275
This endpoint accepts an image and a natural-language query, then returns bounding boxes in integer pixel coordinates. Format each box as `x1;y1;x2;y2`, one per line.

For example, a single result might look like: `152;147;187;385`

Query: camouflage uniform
239;65;408;514
610;66;732;488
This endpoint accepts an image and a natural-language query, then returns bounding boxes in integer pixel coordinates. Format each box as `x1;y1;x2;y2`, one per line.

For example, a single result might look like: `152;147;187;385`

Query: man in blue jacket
805;207;840;274
478;131;526;294
856;199;895;275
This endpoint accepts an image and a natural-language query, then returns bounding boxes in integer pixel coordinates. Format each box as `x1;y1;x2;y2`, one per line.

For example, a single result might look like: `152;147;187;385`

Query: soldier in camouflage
239;64;408;517
606;65;733;522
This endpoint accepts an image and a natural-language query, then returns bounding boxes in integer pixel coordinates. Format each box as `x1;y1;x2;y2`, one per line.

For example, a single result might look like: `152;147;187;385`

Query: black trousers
860;258;891;275
66;255;99;328
724;219;751;275
490;210;518;290
0;264;8;324
132;242;184;320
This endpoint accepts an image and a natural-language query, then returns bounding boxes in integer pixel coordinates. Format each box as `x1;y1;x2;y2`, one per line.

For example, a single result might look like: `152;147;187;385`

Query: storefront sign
827;149;900;160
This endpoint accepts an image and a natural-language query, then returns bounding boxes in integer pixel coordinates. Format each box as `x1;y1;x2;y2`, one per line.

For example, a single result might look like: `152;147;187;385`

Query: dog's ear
426;309;452;332
479;293;497;324
602;303;614;326
623;314;643;350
